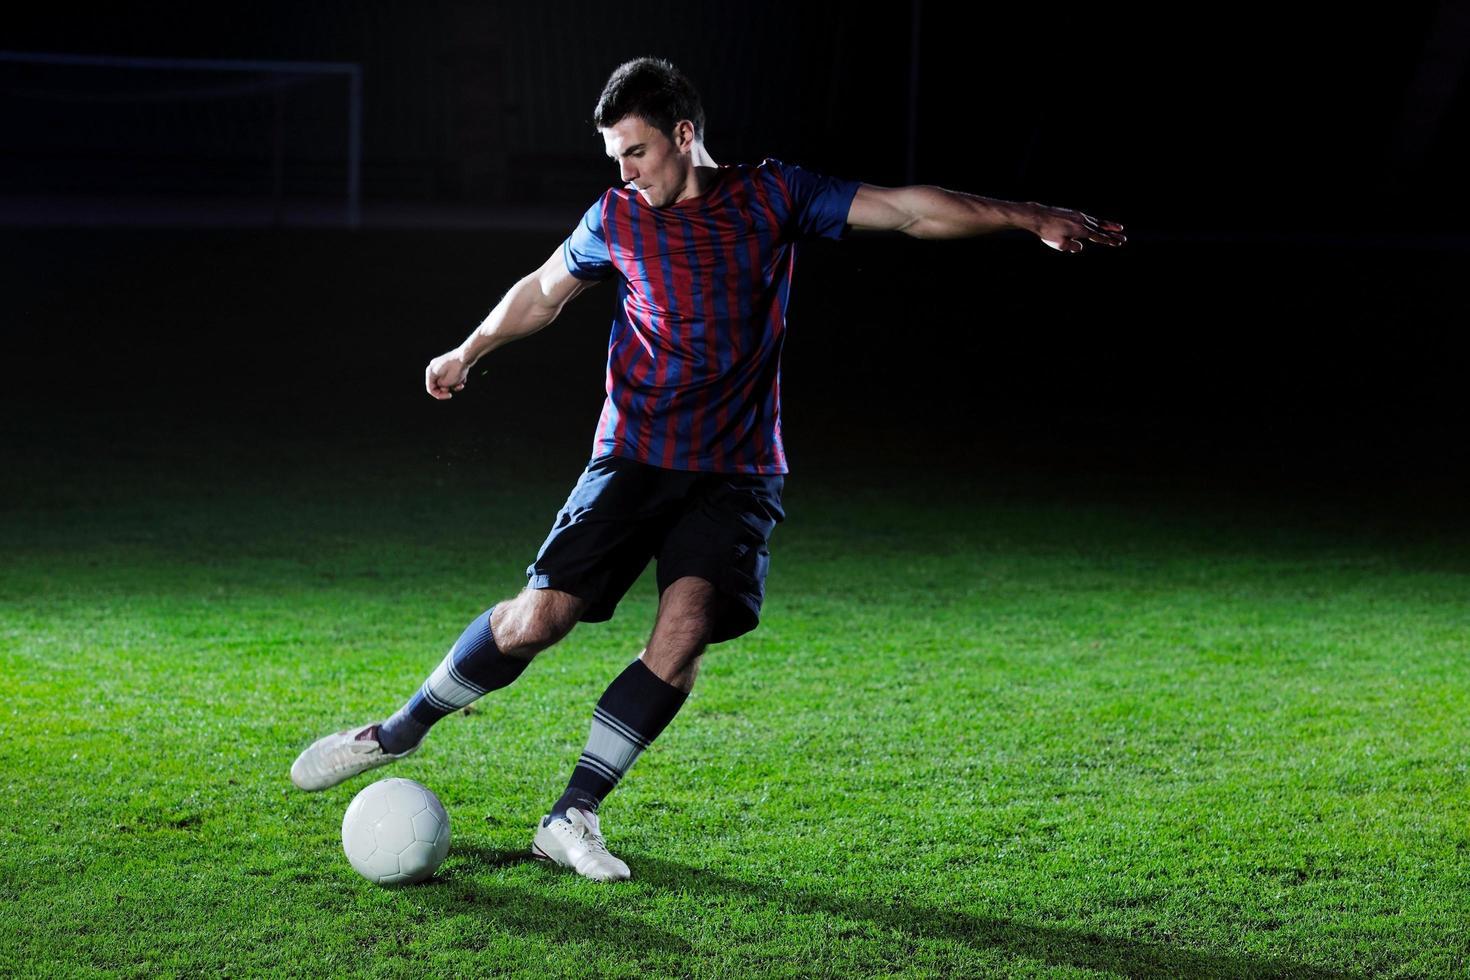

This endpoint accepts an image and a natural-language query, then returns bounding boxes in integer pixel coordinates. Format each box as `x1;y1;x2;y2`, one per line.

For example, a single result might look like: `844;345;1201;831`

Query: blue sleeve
562;194;615;281
772;158;862;241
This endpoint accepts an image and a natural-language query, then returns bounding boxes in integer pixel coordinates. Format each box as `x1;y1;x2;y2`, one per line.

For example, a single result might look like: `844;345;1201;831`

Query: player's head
594;56;705;147
593;57;706;208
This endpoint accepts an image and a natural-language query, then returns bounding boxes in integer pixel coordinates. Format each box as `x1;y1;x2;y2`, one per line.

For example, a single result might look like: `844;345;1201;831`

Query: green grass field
3;416;1468;978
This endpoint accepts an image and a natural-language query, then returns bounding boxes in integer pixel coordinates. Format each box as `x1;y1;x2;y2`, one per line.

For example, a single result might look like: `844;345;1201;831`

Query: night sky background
3;2;1468;507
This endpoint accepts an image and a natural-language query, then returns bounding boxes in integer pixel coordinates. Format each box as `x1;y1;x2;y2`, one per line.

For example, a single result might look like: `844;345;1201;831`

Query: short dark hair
593;57;706;145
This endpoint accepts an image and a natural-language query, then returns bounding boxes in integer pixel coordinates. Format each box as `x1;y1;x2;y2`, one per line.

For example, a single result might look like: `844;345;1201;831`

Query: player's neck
690;142;717;169
674;162;721;204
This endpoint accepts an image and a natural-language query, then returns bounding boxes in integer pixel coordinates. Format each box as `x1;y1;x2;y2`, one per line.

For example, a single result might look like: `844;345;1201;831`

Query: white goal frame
0;50;363;228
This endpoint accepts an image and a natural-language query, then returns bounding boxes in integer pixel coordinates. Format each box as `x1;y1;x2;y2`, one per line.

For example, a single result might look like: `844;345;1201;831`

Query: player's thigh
656;474;786;644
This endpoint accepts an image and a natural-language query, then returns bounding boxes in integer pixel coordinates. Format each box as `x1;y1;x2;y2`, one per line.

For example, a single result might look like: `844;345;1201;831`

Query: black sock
546;657;689;823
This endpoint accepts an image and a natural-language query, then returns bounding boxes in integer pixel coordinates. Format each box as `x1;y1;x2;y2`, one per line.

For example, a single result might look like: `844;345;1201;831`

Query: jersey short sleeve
562;193;616;281
770;158;862;241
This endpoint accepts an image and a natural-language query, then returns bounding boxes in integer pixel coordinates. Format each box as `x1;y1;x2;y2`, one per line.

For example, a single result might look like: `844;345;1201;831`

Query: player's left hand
1029;202;1126;252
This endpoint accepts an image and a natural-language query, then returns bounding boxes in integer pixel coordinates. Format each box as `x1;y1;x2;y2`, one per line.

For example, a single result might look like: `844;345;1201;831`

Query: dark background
3;1;1468;509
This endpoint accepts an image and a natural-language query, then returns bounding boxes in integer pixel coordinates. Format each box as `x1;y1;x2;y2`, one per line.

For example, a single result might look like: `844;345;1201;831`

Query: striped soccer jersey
561;157;861;474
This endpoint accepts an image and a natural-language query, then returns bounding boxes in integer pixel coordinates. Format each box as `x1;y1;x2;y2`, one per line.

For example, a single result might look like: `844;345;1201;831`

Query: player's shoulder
589;185;621;208
749;157;798;197
753;157;834;190
580;185;626;212
754;156;788;176
570;186;620;232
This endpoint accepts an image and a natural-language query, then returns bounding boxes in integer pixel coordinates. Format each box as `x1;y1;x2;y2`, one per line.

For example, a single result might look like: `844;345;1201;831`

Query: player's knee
494;587;585;655
651;604;718;657
659;576;716;625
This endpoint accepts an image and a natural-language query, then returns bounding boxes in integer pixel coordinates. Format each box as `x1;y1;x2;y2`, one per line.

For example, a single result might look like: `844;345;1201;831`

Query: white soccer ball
341;777;451;885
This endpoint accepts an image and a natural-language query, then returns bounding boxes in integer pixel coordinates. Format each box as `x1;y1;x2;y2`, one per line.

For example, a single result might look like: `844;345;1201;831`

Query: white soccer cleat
289;723;419;792
530;807;632;882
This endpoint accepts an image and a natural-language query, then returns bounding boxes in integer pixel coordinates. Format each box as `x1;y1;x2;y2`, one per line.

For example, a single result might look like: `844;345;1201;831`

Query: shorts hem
526;573;614;623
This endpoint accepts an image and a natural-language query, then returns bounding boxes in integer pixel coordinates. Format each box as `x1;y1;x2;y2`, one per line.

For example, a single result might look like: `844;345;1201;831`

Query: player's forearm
899;186;1039;240
455;276;558;367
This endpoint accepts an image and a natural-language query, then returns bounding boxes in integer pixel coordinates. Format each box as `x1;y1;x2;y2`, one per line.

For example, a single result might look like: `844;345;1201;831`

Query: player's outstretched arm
845;183;1125;252
425;247;600;400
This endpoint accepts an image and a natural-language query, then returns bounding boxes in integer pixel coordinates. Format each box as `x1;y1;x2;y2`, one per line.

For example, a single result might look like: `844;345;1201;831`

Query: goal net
0;51;362;228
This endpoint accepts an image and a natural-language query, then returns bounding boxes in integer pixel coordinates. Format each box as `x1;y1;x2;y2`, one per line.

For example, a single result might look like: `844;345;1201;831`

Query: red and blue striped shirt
562;157;861;474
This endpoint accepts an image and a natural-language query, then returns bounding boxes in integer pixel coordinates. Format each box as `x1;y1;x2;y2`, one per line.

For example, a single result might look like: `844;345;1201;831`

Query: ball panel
373;812;417;855
360;846;401;883
398;839;438;882
385;781;429;817
342;818;378;864
432;814;451;860
354;784;392;826
423;790;449;825
410;808;442;842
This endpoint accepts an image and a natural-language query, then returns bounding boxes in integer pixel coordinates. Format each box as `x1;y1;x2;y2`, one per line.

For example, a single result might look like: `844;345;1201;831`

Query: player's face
601;115;694;209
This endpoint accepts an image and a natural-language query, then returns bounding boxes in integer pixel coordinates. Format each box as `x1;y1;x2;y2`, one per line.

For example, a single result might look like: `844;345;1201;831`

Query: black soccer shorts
525;453;786;644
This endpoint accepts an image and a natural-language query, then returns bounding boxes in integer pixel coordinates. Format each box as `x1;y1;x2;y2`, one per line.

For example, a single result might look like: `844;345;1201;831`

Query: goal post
0;50;362;228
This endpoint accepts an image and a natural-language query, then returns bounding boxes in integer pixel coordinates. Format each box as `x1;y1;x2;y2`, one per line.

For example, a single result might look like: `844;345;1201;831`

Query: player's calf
374;604;532;753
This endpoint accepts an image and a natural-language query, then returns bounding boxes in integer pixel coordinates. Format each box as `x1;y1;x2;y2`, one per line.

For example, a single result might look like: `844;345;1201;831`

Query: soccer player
291;57;1125;882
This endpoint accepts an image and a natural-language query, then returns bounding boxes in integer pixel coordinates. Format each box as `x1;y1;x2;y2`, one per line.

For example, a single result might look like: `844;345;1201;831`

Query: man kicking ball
290;56;1125;882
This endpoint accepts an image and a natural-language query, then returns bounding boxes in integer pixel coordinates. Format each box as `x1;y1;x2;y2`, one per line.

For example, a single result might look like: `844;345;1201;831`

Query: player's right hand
425;349;470;399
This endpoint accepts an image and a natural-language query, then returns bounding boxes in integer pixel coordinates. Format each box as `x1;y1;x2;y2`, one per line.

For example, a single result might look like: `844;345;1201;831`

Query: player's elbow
896;186;967;239
528;252;597;316
526;275;562;316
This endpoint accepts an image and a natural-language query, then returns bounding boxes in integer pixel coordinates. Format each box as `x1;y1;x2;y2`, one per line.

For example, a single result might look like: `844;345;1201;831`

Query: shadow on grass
403;843;694;953
410;844;1363;978
633;856;1370;979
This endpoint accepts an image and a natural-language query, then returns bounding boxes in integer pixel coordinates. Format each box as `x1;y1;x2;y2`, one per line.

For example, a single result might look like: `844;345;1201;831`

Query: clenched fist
425;349;470;400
